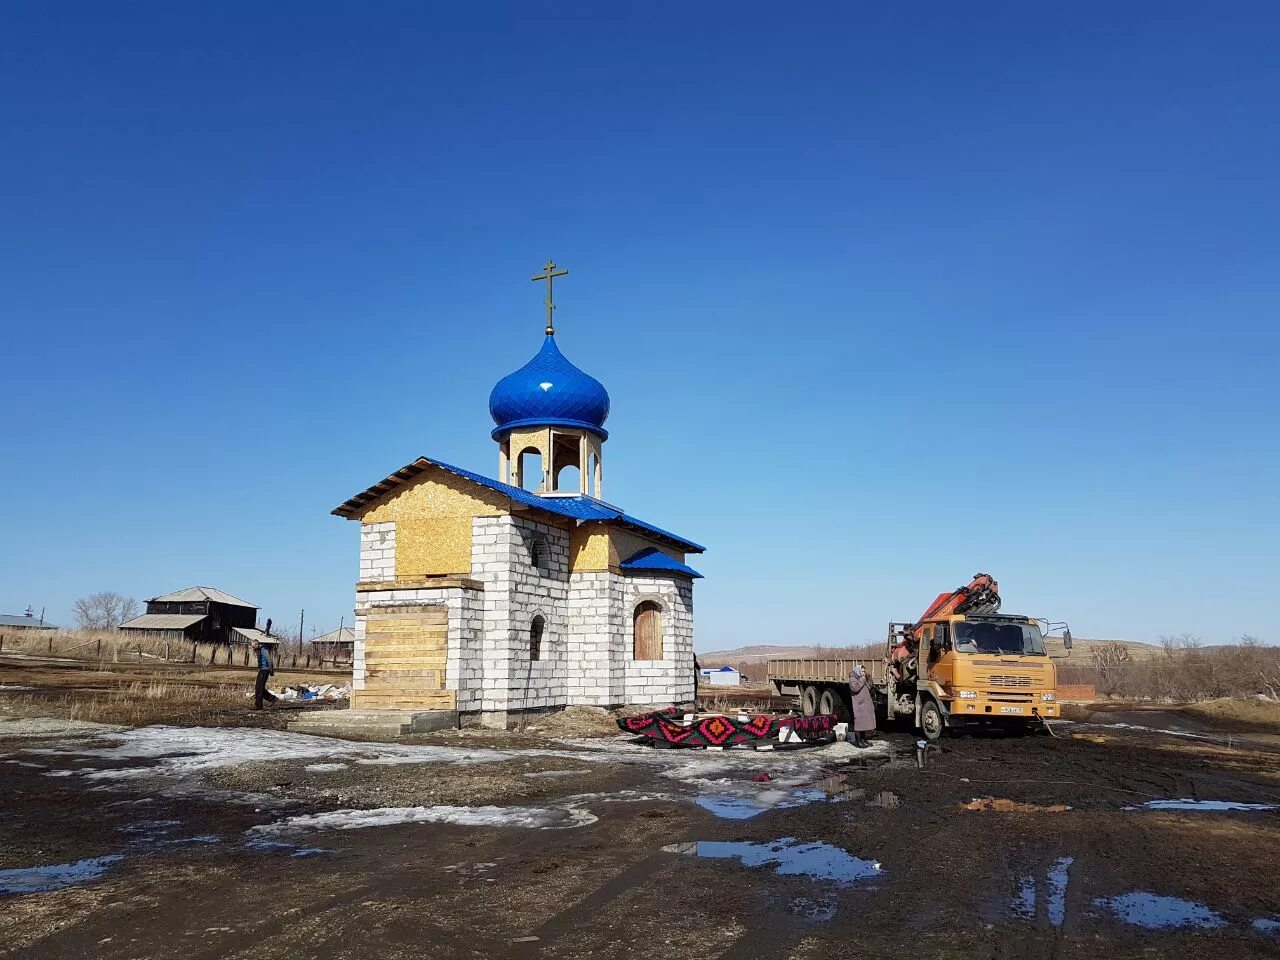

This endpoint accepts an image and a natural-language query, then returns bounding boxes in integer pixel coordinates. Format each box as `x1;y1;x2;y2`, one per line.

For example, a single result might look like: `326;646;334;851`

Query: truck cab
895;613;1060;739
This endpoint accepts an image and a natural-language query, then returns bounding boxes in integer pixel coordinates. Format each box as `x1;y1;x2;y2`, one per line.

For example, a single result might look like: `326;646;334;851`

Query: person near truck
847;664;876;748
252;639;278;710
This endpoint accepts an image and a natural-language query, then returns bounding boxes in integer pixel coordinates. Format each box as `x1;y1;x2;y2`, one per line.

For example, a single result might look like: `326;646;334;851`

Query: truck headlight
958;690;977;699
1042;692;1056;702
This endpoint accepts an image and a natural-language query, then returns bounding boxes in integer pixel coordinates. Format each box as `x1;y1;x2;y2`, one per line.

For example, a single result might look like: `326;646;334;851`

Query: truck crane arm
910;572;1000;639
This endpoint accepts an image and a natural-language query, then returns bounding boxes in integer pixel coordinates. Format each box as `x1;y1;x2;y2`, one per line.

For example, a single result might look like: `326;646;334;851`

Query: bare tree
1092;641;1133;697
72;592;139;630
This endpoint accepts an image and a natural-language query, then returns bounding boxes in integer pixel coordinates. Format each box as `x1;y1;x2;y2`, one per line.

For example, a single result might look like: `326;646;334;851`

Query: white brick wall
566;569;695;708
620;574;695;706
470;515;572;717
359;521;396;582
348;511;697;718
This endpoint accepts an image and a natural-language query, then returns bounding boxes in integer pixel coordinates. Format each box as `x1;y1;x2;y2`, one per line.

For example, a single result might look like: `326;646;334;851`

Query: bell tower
488;262;610;499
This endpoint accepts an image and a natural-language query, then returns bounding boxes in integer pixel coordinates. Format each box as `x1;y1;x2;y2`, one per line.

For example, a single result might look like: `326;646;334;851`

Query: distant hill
1049;637;1162;661
702;637;1161;664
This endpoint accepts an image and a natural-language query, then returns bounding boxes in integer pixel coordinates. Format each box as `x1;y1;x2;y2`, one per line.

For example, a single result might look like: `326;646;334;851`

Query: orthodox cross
531;260;568;335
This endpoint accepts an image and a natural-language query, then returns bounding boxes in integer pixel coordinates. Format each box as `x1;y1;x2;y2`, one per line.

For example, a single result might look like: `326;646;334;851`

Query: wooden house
119;586;258;645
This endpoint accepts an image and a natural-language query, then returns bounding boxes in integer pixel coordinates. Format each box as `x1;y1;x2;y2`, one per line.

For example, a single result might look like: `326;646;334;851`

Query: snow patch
250;803;597;837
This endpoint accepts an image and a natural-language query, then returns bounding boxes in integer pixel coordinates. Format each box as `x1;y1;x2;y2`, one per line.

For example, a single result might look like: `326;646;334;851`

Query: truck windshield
953;621;1046;656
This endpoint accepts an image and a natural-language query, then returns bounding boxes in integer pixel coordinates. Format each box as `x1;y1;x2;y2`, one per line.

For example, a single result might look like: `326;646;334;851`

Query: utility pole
297;609;305;658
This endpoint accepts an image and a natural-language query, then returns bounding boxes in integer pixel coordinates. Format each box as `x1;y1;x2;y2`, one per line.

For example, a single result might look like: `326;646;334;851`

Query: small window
936;623;950;652
530;615;545;661
530;539;545;571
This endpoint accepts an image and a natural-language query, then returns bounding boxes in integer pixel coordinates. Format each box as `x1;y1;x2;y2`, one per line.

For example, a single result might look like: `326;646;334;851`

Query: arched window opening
588;453;599;497
633;601;663;661
518;448;543;492
549;432;581;492
530;615;545;662
555;463;580;493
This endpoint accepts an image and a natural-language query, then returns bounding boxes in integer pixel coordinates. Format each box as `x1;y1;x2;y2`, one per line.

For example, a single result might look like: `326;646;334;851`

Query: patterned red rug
617;707;835;747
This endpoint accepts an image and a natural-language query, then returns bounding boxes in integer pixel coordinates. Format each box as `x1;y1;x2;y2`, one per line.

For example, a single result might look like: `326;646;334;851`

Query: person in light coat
847;664;876;748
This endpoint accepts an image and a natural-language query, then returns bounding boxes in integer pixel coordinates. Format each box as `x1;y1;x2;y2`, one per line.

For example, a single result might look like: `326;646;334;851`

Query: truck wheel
920;699;946;742
819;688;850;722
801;685;818;717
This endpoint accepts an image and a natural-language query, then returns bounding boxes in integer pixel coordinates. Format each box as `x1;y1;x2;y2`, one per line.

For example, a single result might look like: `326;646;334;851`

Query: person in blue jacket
252;639;278;710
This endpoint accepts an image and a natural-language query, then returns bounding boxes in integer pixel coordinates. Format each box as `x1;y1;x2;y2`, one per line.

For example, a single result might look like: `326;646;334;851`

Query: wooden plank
366;668;443;679
367;610;448;622
365;633;449;644
366;671;442;682
356;578;484;593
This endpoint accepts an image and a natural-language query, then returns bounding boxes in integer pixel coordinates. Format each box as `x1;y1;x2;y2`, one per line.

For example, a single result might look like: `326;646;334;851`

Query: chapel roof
331;456;704;554
619;547;703;579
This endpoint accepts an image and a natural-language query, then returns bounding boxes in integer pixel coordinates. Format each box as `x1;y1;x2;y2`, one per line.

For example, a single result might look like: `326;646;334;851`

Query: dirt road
2;696;1279;960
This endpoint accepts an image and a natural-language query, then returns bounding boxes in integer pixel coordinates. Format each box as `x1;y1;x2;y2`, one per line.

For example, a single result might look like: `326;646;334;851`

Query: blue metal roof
333;457;704;554
489;334;610;440
619;546;703;578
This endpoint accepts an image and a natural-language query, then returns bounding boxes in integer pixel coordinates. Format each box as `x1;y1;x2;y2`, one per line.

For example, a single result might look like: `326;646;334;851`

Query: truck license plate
999;707;1022;714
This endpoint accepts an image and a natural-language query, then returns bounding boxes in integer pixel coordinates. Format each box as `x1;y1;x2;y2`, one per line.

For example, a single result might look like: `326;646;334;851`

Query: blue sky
2;3;1276;647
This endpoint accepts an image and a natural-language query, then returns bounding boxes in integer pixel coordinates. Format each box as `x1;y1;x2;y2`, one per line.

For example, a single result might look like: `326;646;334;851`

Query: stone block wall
359;522;396;582
470;514;571;722
349;512;696;720
565;570;695;708
620;573;695;706
566;570;623;705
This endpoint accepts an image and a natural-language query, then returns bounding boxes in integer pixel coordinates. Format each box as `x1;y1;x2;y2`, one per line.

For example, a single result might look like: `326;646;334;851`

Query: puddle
1254;917;1280;935
1046;857;1073;926
962;797;1071;813
1010;856;1073;926
787;896;837;922
118;819;182;837
662;838;882;883
1093;892;1227;930
0;855;125;894
523;769;589;779
250;803;597;838
692;772;869;820
1127;799;1279;812
1012;874;1037;920
304;763;348;774
244;838;331;857
694;786;839;820
806;773;864;801
866;791;900;809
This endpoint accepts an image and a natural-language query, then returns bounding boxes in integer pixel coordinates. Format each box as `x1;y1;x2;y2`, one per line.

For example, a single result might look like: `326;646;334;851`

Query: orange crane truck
767;573;1072;741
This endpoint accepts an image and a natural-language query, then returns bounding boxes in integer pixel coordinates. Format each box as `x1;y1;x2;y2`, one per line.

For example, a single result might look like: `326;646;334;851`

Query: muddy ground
1;670;1279;960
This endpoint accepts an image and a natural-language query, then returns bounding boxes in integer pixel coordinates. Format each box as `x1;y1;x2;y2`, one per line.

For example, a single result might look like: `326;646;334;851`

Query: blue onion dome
489;334;610;439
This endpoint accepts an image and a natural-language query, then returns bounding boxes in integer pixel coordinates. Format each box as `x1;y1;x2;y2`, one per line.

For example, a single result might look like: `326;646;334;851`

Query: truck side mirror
1063;628;1072;651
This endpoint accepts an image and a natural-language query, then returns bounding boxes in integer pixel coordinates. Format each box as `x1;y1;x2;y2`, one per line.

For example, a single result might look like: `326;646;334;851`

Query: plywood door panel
634;603;663;661
359;605;455;709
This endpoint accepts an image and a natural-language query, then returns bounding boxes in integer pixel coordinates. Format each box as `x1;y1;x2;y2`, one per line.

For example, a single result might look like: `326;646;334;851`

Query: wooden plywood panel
395;516;474;577
633;602;663;661
363;605;452;708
